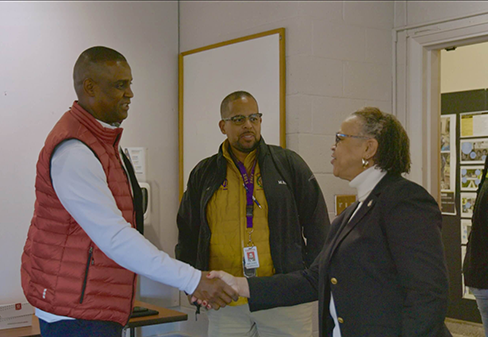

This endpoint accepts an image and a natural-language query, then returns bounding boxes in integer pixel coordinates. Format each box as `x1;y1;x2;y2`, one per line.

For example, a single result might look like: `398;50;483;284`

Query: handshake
190;271;250;310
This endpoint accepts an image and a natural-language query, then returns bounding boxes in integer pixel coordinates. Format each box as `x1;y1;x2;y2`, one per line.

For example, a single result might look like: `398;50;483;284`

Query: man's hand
187;294;198;306
191;271;238;310
207;270;250;298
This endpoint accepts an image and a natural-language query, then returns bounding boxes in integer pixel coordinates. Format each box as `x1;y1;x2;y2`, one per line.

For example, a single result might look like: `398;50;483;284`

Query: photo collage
445;111;488;300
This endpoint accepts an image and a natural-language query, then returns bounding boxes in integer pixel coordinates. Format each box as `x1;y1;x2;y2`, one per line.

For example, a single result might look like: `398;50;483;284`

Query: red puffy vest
21;102;136;326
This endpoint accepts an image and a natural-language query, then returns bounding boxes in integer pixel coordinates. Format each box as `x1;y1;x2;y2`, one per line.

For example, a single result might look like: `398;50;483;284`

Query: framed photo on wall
460;192;477;218
460;165;483;191
460;138;488;164
440;114;456;215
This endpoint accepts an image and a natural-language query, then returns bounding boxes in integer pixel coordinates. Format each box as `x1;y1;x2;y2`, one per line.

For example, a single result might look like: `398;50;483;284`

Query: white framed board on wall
178;28;286;196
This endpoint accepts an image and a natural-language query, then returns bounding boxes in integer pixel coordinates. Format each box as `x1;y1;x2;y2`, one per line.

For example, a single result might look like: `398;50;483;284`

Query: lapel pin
367;200;373;207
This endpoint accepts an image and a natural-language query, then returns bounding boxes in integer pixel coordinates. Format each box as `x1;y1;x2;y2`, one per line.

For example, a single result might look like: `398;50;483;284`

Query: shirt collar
97;119;118;129
349;166;387;202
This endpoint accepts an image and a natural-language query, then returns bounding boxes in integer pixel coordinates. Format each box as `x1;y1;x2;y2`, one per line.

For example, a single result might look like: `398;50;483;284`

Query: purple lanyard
234;159;257;229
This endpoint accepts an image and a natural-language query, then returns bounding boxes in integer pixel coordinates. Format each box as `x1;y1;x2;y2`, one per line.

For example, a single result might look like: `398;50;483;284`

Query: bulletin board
440;89;488;322
178;28;286;196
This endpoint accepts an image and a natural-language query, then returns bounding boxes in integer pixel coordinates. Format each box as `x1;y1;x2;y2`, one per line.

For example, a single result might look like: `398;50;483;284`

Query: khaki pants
207;302;313;337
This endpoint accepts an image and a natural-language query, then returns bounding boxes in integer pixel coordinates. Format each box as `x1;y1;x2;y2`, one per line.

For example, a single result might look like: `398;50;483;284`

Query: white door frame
393;11;488;199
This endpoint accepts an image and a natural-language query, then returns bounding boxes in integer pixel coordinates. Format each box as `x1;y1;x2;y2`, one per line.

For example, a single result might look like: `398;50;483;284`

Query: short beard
233;137;261;154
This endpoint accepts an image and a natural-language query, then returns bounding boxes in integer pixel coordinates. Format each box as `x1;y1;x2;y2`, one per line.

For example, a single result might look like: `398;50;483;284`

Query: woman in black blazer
208;107;452;337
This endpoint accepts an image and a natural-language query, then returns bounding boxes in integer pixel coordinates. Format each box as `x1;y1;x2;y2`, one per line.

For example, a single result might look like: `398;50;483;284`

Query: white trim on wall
393;11;488;199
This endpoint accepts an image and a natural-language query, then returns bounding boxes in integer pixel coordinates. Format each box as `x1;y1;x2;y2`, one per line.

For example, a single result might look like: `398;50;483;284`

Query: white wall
441;42;488;93
0;1;181;310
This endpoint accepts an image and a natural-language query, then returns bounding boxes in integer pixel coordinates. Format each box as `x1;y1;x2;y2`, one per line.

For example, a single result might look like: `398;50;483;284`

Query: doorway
440;43;488;322
394;14;488;322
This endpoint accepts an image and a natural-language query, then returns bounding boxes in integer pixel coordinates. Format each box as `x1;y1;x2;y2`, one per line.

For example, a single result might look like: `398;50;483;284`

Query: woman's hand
207;270;250;298
193;270;250;309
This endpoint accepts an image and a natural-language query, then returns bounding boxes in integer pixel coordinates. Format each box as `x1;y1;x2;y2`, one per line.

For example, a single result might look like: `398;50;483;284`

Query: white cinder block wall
179;2;394;336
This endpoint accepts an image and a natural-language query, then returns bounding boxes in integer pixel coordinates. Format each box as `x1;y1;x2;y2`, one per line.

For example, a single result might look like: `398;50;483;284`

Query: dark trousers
39;318;123;337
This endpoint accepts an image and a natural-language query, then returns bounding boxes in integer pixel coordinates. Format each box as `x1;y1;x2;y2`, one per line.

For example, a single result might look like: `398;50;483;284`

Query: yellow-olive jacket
176;139;330;280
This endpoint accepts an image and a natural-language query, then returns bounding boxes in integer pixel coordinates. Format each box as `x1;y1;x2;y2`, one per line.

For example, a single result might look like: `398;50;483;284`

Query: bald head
73;46;127;99
220;91;258;118
72;46;133;125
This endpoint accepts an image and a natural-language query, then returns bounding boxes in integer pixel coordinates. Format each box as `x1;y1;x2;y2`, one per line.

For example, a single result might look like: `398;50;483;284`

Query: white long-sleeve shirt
36;121;201;323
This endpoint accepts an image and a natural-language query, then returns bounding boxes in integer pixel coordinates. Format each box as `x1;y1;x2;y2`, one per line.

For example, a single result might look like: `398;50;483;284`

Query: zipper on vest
80;246;93;304
124;272;138;326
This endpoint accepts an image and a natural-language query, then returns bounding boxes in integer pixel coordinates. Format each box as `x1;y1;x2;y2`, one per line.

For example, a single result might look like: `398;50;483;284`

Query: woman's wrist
237;277;250;298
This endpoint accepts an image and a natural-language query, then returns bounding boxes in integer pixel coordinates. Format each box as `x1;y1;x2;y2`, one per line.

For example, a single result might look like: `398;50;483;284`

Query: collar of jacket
70;101;123;147
324;173;403;262
367;173;403;200
348;172;403;226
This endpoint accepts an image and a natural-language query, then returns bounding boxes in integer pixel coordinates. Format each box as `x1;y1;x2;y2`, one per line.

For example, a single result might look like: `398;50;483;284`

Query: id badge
243;246;260;269
243;263;257;278
243;246;259;278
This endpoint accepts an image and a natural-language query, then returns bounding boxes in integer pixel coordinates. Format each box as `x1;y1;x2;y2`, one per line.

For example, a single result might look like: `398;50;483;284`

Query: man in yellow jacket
176;91;330;336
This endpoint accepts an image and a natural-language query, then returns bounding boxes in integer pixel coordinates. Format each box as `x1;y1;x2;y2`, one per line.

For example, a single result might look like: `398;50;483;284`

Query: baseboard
446;317;483;327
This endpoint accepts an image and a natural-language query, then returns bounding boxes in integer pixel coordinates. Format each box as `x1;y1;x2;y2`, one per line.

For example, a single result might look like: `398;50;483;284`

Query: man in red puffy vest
21;46;237;337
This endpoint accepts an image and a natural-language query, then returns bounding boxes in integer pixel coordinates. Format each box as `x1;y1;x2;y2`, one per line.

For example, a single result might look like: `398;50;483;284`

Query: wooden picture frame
178;28;286;196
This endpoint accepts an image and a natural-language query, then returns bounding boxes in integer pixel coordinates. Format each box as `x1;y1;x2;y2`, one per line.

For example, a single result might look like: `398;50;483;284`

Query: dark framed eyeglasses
335;132;370;145
222;113;263;125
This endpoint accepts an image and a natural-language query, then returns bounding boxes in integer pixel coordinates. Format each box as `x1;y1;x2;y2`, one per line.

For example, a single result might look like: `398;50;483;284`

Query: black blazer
248;174;451;337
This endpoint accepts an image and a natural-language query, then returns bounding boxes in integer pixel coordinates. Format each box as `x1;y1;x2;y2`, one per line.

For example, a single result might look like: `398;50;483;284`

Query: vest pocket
80;246;93;304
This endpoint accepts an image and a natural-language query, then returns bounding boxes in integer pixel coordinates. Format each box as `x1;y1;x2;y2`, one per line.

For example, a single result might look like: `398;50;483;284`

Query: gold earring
362;158;369;168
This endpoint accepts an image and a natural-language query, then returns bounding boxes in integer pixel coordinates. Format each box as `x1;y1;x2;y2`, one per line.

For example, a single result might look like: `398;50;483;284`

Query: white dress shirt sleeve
50;139;202;294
